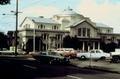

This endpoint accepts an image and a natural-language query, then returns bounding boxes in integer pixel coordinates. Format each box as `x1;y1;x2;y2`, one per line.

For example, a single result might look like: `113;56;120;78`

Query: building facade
18;7;120;52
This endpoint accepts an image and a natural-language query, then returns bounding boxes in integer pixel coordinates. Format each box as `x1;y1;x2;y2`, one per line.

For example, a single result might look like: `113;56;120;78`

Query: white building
19;7;120;52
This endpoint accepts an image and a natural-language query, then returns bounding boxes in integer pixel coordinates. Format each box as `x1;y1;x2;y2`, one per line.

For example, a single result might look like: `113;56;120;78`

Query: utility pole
33;25;35;53
15;0;18;55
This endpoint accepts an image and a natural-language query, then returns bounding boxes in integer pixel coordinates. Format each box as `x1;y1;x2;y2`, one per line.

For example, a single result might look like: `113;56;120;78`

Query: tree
0;0;10;5
0;32;9;50
63;35;72;48
7;31;14;47
71;35;79;50
26;37;43;53
63;35;79;50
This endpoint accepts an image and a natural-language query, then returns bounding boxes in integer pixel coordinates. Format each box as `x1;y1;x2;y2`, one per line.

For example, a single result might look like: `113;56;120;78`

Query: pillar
93;42;95;50
98;42;100;50
82;42;85;51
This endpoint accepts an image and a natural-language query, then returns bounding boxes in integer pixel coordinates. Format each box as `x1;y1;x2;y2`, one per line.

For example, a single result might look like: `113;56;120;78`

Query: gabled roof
19;17;60;27
28;17;60;24
70;19;97;29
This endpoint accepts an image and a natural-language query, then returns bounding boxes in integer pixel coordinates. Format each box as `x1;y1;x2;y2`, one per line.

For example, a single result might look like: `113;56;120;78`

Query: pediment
71;20;97;30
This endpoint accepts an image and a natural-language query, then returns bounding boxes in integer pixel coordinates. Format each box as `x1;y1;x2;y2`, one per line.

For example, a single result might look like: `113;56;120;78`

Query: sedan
32;51;70;65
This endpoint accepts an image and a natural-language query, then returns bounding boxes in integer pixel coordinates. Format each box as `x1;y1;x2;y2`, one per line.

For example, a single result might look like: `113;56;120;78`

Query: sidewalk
70;59;120;74
0;54;35;60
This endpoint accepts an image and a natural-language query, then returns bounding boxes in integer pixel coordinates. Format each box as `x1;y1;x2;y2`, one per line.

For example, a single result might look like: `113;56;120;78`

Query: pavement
70;59;120;74
0;55;120;74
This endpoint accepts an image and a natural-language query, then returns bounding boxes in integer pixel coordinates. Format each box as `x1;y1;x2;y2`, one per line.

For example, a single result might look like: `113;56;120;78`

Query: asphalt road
0;57;120;79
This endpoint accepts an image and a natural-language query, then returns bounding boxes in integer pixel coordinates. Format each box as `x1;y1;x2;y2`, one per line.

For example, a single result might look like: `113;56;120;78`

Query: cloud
76;0;120;33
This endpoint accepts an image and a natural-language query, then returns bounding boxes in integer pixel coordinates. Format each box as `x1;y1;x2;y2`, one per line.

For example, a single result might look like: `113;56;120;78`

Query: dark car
32;51;70;64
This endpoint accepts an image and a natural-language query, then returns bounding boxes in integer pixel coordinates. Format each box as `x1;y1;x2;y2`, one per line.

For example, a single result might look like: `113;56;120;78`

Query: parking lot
70;58;120;73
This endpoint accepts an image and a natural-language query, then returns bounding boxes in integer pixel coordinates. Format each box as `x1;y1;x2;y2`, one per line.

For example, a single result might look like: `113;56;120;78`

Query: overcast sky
0;0;120;33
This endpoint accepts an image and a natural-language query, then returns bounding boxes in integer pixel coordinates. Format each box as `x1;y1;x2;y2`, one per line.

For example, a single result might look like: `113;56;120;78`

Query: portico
77;37;101;52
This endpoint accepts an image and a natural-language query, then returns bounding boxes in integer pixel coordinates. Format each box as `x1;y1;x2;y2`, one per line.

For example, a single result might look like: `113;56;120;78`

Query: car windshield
48;52;61;56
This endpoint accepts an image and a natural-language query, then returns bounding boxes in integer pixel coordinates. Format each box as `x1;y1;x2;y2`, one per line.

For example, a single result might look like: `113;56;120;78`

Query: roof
28;17;60;24
70;20;97;29
95;23;113;28
99;33;120;36
70;19;86;27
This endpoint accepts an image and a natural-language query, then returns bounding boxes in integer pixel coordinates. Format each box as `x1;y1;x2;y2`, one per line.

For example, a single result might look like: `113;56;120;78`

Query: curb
0;55;33;60
70;62;120;74
83;66;120;74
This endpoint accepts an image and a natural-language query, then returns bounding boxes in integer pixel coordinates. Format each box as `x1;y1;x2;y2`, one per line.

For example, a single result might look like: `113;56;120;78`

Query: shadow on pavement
0;58;107;79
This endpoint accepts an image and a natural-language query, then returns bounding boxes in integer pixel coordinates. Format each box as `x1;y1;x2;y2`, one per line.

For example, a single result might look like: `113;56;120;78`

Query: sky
0;0;120;33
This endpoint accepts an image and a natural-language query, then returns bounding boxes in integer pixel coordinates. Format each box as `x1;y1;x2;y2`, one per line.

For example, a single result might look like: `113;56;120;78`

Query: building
18;7;120;52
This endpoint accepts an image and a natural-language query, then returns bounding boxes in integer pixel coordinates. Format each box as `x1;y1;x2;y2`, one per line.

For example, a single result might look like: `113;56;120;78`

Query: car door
95;50;102;59
89;50;95;59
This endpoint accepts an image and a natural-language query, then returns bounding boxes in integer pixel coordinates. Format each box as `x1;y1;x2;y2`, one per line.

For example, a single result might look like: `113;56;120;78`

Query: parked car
54;48;77;58
32;51;70;64
77;49;110;60
110;49;120;63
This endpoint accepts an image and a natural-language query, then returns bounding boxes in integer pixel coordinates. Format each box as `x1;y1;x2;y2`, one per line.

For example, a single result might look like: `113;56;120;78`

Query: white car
77;49;110;60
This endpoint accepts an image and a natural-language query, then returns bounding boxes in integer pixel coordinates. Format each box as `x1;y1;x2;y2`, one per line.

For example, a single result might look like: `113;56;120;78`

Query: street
0;57;120;79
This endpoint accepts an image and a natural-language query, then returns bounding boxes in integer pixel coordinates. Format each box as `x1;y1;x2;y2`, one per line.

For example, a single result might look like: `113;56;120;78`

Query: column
93;42;95;50
98;42;100;50
46;43;47;51
82;42;85;51
88;41;90;51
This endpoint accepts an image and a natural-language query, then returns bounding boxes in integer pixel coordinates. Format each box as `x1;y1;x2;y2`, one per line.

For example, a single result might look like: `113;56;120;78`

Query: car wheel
49;60;54;64
112;56;120;63
80;55;86;60
49;60;57;65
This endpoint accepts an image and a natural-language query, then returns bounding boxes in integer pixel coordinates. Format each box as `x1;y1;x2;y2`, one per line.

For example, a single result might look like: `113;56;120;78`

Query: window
41;24;43;29
107;29;111;33
90;51;95;53
87;28;90;37
111;37;116;41
56;34;61;40
96;50;100;53
53;25;58;30
38;24;45;29
24;24;30;28
41;33;47;40
38;25;40;29
83;28;86;36
78;28;81;36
